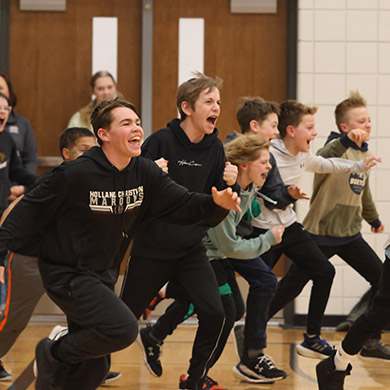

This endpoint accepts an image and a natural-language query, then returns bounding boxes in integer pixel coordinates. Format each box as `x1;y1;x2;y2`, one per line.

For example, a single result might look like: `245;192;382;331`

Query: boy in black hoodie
0;99;240;390
121;73;238;390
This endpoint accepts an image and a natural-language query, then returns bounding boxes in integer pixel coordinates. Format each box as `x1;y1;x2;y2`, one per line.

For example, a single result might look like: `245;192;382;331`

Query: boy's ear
339;123;348;133
286;125;295;138
249;120;259;133
239;162;248;171
97;128;109;142
181;101;193;117
62;148;70;161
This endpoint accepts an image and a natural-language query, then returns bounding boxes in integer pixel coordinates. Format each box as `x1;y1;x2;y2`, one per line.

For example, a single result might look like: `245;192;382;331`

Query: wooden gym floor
1;323;389;390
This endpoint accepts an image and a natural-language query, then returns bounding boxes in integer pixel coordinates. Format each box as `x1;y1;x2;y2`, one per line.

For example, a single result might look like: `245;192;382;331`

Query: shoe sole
296;344;329;360
359;354;390;362
232;365;277;384
136;332;161;377
0;376;13;382
101;372;123;385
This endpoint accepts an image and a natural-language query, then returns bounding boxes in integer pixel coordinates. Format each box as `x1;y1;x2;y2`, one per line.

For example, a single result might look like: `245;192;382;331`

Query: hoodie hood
78;145;136;173
270;137;293;157
167;118;219;151
326;131;368;152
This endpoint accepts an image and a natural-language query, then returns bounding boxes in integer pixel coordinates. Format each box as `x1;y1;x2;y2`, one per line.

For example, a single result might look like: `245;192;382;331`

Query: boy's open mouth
207;117;217;126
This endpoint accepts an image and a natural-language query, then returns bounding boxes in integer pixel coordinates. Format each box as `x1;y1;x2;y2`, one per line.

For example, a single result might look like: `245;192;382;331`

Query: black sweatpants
121;251;225;389
46;274;138;390
152;259;239;371
252;222;335;336
343;256;390;354
272;235;383;337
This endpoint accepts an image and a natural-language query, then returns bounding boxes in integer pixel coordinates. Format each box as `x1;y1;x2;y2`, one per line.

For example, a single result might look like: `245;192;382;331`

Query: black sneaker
101;371;123;385
296;333;333;359
316;350;352;390
360;338;390;361
137;326;163;377
35;337;70;390
232;324;244;361
0;360;12;381
232;354;287;383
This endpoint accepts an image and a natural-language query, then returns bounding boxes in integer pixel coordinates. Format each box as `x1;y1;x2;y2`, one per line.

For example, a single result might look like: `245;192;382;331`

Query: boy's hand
223;162;238;186
348;128;370;147
211;186;241;213
155;157;169;173
0;266;4;284
364;156;382;170
271;225;285;244
8;185;25;201
371;222;385;233
288;185;310;200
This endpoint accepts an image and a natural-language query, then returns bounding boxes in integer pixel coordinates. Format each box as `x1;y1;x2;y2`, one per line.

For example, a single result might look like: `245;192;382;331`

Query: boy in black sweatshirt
121;73;238;390
0;99;240;390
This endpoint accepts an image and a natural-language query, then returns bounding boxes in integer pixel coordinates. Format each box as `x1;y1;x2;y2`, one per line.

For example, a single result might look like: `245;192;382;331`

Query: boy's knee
106;317;139;350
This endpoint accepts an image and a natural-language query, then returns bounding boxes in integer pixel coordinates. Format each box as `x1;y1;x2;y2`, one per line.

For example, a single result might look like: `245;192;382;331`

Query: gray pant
0;253;45;357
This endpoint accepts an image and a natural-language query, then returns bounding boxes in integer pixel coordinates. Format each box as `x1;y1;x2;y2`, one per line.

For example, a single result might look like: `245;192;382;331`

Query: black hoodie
0;146;228;287
131;118;228;259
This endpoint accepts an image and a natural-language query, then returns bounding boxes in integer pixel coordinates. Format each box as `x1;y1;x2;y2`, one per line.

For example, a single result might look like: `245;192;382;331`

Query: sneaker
296;333;333;359
232;354;286;383
316;350;352;390
34;325;69;377
0;360;12;381
143;292;165;320
179;374;227;390
232;324;244;361
137;326;163;377
101;371;123;385
35;337;70;390
360;338;390;361
49;325;68;341
335;321;352;332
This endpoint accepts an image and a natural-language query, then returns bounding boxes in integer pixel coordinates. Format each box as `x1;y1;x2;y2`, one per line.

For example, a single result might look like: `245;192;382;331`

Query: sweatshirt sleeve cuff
265;229;279;246
369;219;381;229
339;134;355;149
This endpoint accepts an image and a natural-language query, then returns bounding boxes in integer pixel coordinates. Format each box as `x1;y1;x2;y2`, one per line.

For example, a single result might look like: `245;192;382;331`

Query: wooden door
153;0;288;140
9;0;142;157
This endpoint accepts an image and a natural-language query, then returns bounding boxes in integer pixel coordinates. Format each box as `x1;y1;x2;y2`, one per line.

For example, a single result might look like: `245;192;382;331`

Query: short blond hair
335;90;367;131
224;133;269;166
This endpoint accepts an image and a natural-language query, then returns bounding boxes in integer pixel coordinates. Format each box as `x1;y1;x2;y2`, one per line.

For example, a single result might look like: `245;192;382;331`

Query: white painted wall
296;0;390;315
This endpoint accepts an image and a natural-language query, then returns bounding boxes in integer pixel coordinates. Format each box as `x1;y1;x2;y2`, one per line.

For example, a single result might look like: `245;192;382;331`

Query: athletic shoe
296;333;333;359
101;371;123;385
137;326;163;377
232;354;286;383
142;292;165;320
316;350;352;390
49;325;68;341
232;324;244;361
33;325;69;378
179;374;227;389
35;337;70;390
360;338;390;361
335;321;352;332
0;360;12;381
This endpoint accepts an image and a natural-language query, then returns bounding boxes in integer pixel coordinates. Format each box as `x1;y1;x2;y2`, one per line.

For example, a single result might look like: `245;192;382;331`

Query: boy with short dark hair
250;99;380;360
0;99;240;390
